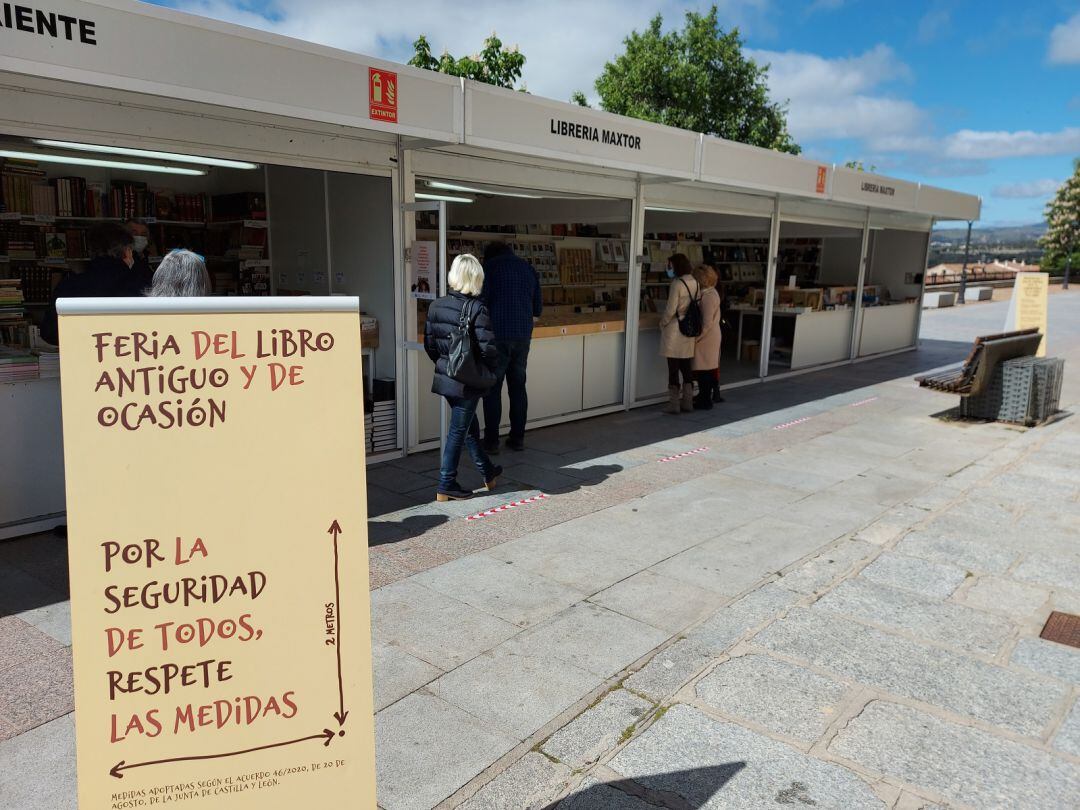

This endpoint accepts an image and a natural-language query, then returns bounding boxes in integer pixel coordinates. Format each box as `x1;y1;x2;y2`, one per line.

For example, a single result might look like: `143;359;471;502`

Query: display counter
858;301;919;357
730;306;854;370
416;312;628;444
1;378;65;539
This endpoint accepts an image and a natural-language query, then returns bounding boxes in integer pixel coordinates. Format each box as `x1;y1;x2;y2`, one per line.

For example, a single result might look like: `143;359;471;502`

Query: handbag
446;298;496;391
677;278;703;337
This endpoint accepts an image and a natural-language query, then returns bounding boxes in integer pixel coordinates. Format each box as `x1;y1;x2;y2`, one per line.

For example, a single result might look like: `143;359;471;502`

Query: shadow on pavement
543;762;747;809
368;512;450;546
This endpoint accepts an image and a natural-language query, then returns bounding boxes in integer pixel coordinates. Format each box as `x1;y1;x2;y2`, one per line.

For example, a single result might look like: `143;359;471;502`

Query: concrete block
830;700;1080;808
966;286;993;301
922;292;955;308
696;654;848;744
609;704;883;808
543;689;653;769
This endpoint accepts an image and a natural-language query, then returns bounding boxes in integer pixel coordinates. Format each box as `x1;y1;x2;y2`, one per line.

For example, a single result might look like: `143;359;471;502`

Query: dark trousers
695;369;719;406
667;357;693;386
483;338;531;441
440;396;496;489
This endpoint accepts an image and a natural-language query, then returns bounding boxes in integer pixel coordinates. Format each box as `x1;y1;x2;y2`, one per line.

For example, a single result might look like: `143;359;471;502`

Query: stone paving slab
608;704;884;809
815;578;1014;657
688;583;801;655
1009;637;1080;684
375;692;518;810
371;641;443;712
503;603;669;680
459;752;571;810
1013;552;1080;592
895;530;1019;574
0;648;72;739
431;646;599;740
412;553;586;629
589;571;727;633
695;653;848;744
830;700;1080;809
623;639;716;703
555;776;654;809
954;575;1050;618
775;539;877;596
543;689;653;769
753;608;1066;737
370;580;519;671
859;553;968;600
1053;699;1080;757
0;714;74;810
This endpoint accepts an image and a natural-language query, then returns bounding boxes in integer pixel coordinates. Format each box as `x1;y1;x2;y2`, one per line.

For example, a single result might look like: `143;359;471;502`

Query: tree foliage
1040;160;1080;272
408;33;525;90
844;160;877;172
578;7;800;154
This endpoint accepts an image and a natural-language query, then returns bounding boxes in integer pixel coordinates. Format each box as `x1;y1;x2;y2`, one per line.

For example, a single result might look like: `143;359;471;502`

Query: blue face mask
665;267;676;279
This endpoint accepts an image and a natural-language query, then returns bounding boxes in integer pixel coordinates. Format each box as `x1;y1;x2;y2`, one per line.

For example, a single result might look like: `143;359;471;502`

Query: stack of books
370;377;397;453
0;278;24;323
36;349;59;378
0;346;38;383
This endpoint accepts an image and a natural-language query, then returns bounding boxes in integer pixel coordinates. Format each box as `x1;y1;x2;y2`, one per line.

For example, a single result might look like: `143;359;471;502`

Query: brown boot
680;383;695;412
663;385;681;414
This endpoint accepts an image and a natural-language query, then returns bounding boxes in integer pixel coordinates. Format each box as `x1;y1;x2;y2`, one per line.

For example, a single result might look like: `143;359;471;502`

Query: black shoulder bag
677;278;703;337
447;299;496;391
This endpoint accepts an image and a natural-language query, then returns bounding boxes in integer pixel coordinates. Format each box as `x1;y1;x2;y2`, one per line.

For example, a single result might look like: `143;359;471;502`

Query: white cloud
167;0;772;103
992;179;1063;199
749;44;922;139
917;9;950;45
1048;11;1080;64
869;127;1080;160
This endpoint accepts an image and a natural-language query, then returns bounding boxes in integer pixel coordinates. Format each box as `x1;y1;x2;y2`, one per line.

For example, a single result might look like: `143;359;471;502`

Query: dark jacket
424;291;499;399
41;257;145;345
481;252;542;340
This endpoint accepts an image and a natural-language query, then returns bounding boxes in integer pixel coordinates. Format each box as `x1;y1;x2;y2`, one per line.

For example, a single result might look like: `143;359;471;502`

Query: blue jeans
440;396;497;490
483;339;531;442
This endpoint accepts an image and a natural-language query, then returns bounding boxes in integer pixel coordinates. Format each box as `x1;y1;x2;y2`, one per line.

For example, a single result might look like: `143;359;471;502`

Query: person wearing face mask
658;252;700;414
40;222;145;345
126;219;155;291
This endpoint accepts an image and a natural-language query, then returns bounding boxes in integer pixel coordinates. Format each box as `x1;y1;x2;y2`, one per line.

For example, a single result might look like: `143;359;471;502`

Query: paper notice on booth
1004;272;1049;357
411;240;437;299
58;298;376;809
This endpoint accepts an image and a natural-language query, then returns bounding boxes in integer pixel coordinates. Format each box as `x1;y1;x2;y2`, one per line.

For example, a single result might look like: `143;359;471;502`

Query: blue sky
151;0;1080;225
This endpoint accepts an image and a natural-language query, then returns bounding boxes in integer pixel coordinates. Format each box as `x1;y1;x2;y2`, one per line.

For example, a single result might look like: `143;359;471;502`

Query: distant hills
932;223;1046;247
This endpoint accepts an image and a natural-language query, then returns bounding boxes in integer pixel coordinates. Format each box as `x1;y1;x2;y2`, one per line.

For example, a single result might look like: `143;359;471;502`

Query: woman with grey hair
149;249;211;297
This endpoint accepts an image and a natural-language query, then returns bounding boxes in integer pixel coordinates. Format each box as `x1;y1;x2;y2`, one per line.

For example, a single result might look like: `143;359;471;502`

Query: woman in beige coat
659;253;699;414
692;264;722;410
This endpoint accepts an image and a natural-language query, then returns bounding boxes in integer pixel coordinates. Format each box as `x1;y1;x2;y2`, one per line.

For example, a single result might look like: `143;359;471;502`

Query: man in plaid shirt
481;242;543;453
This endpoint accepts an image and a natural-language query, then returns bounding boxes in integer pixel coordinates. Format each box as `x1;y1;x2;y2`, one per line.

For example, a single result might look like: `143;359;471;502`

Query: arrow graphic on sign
110;729;338;779
328;519;349;727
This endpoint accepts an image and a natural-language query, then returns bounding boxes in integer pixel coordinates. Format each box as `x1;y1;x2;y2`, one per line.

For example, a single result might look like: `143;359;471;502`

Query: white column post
759;196;782;378
623;179;646;408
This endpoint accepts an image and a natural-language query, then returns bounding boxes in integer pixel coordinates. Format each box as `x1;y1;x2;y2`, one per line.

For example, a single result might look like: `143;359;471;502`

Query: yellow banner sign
58;298;376;809
1006;272;1049;357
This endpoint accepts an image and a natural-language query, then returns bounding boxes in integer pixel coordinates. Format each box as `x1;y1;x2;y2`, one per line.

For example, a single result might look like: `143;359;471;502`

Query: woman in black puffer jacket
424;254;503;501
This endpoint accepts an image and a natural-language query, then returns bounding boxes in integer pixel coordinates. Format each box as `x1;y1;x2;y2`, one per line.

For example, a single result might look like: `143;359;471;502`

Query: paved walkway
3;292;1080;809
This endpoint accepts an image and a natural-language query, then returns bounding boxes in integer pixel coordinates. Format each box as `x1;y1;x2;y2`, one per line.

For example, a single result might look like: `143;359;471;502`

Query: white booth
0;0;980;535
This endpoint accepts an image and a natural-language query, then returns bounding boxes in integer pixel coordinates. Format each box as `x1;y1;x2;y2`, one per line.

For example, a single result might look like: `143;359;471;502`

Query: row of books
0;348;60;383
0;278;24;323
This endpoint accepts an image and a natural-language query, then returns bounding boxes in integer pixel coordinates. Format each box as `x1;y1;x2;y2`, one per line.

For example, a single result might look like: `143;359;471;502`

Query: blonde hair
693;264;718;289
448;253;484;296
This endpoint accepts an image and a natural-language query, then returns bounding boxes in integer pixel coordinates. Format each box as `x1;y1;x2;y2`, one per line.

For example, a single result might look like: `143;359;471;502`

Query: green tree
577;7;800;154
408;33;525;90
1040;161;1079;278
844;160;877;172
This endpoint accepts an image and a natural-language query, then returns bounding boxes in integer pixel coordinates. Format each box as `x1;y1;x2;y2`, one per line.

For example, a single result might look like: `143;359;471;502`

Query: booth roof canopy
1;0;979;222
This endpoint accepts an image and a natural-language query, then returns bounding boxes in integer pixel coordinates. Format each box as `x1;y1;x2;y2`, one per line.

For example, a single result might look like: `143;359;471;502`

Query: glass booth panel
769;221;862;372
638;209;772;400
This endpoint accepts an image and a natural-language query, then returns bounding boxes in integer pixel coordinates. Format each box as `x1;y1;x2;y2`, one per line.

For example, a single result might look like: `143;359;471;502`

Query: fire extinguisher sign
369;68;398;123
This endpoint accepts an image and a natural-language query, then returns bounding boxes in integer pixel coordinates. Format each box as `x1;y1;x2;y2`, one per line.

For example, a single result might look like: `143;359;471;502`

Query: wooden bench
917;329;1042;396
